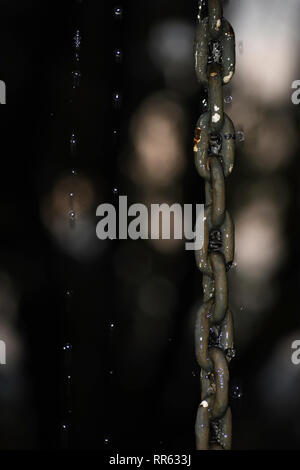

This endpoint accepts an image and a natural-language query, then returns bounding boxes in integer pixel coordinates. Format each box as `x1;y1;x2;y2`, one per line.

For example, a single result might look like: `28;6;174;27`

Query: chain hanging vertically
194;0;236;450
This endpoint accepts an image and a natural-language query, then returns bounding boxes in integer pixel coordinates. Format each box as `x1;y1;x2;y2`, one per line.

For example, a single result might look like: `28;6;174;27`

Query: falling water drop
113;129;119;146
113;6;123;18
238;41;244;54
230;382;243;400
113;91;122;108
71;168;77;176
192;370;196;377
112;187;118;196
114;49;122;63
70;132;77;154
69;191;75;199
65;289;74;299
63;343;73;351
60;422;69;448
74;29;81;50
72;70;82;89
68;210;76;221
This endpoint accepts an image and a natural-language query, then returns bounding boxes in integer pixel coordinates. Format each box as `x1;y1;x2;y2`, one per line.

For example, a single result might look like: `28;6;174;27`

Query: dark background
0;0;299;450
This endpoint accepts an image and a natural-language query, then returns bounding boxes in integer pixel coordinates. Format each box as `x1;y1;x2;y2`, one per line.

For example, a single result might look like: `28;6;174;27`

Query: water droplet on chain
224;95;232;104
225;348;236;359
202;98;208;110
69;191;75;199
237;130;245;143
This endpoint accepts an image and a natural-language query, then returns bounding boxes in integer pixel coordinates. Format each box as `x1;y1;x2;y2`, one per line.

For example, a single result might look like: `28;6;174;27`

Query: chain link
194;0;236;450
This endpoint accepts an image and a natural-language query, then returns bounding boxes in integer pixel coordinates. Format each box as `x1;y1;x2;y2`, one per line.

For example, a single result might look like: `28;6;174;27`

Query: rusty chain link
194;0;236;450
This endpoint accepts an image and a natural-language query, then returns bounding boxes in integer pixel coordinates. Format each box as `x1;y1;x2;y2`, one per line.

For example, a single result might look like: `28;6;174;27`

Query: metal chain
194;0;236;450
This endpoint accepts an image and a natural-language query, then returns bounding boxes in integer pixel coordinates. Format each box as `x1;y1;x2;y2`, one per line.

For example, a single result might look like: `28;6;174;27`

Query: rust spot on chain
194;127;202;152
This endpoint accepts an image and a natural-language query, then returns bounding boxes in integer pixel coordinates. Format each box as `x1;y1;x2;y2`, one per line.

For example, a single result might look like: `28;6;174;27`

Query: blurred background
0;0;299;450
